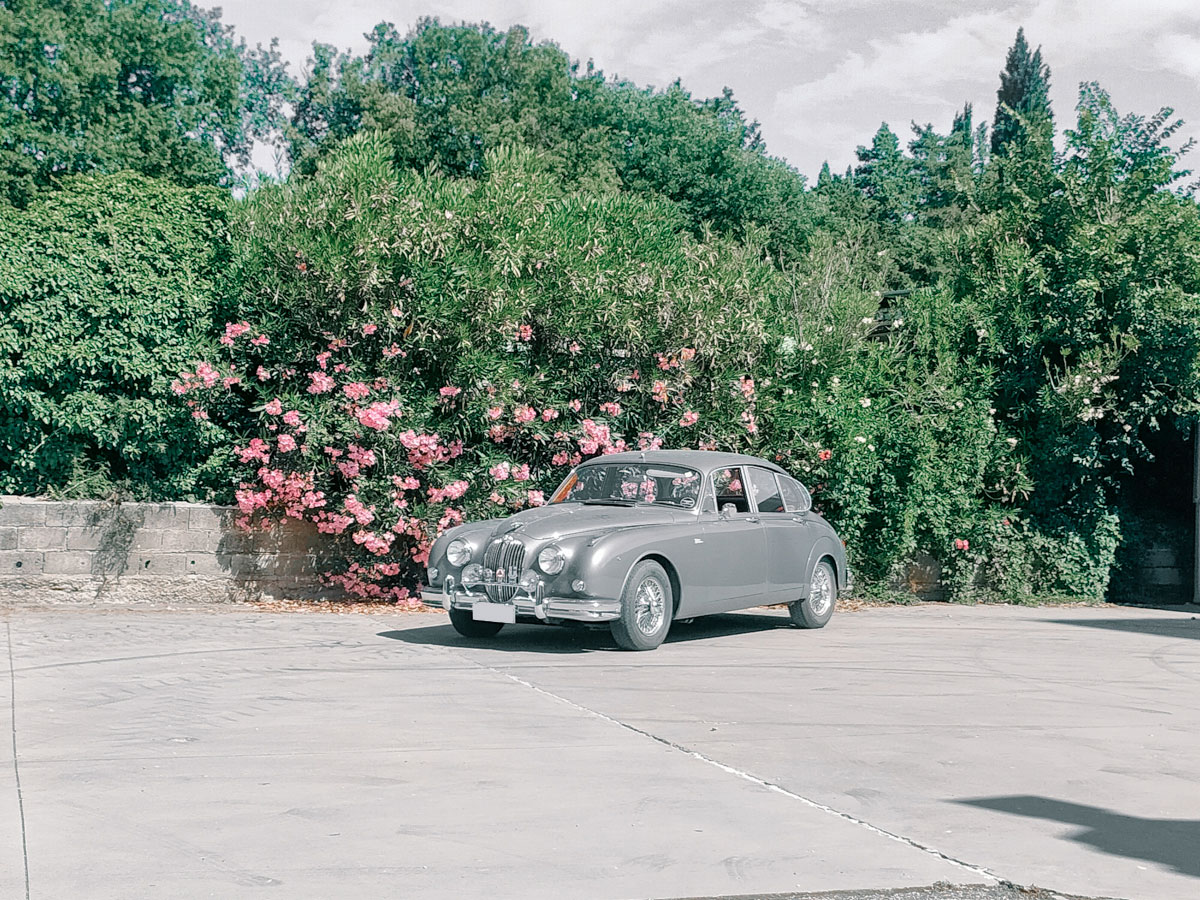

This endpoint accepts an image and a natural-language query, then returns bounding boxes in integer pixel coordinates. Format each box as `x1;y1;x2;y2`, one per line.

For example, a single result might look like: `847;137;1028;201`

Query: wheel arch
619;553;682;616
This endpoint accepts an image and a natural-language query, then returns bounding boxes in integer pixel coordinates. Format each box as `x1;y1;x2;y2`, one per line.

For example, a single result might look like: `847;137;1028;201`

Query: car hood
489;503;692;542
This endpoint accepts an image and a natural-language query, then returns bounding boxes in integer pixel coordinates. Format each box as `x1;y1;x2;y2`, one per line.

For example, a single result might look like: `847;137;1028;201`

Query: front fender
568;525;693;605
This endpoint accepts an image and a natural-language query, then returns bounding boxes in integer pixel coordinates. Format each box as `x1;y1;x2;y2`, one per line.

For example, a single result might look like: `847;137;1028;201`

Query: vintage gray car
423;450;850;650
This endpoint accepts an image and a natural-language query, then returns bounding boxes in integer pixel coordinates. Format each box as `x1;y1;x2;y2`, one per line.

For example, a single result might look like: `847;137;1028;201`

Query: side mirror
719;503;737;519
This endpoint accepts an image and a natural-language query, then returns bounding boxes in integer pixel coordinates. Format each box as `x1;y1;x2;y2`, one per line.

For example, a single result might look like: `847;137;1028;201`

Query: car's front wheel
611;560;673;651
790;559;836;629
449;608;505;638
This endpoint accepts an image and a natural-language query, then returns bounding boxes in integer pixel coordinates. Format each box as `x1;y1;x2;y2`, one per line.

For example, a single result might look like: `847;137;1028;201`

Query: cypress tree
991;28;1053;156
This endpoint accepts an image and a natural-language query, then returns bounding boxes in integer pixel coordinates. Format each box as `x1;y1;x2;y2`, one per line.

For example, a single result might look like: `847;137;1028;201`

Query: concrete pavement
1;603;1197;899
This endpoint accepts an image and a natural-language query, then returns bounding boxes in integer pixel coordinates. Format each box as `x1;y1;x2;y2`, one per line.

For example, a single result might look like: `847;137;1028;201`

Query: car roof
576;449;790;477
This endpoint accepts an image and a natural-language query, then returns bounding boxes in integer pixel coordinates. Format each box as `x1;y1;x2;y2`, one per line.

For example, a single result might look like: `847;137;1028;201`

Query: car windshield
549;463;703;509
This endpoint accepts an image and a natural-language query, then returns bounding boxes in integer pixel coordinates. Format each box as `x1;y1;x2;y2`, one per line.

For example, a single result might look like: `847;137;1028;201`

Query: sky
217;0;1200;181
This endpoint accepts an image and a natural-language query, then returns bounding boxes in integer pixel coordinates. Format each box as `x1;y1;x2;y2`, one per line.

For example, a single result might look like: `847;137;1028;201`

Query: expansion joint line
6;623;31;900
493;664;1001;885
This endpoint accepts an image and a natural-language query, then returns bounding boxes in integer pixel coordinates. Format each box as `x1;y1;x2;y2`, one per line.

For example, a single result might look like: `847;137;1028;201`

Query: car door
697;466;768;613
749;468;813;603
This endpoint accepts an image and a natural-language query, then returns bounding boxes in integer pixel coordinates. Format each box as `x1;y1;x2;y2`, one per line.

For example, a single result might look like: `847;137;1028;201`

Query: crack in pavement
392;631;1005;888
6;622;31;900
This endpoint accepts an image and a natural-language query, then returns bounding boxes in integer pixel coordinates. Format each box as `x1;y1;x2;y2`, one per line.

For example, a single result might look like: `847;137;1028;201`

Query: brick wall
0;496;335;604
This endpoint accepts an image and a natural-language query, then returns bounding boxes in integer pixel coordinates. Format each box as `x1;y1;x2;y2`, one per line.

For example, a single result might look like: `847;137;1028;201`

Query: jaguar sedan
424;450;849;650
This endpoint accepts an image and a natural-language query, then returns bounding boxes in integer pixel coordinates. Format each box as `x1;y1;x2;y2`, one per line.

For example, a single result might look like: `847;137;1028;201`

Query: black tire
789;559;836;629
611;560;673;651
449;607;505;638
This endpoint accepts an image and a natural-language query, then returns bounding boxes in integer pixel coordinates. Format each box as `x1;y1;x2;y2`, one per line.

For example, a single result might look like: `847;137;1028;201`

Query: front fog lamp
462;563;483;584
446;539;471;567
537;545;566;575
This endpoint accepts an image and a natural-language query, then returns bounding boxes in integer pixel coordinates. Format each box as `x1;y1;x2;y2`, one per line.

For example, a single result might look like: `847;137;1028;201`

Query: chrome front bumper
423;575;621;622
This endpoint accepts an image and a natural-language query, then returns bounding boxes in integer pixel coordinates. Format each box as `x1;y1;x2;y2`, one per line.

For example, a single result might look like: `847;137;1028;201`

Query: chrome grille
482;538;526;601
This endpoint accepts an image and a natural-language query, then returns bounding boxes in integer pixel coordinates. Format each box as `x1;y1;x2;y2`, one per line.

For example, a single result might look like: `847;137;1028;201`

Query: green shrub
0;173;232;500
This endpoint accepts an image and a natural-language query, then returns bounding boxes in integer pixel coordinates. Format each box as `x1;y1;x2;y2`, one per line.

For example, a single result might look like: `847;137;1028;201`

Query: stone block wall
0;496;336;604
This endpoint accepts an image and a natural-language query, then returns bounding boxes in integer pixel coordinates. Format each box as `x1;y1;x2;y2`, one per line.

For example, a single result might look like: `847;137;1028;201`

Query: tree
285;19;815;259
991;27;1053;156
0;0;291;206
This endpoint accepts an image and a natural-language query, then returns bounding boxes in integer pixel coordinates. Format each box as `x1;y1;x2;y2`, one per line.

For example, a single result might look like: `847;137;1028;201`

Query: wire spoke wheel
634;577;667;635
612;560;672;650
789;559;837;629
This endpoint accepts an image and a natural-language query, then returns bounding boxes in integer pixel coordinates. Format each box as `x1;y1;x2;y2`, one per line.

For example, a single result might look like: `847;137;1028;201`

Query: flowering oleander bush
179;136;817;600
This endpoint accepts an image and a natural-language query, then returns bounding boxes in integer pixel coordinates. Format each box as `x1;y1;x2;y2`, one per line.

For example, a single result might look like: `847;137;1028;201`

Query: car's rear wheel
611;560;672;651
790;559;836;629
449;607;505;638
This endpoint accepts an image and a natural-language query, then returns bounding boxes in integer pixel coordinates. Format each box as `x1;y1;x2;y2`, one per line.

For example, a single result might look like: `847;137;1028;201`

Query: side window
779;476;812;514
748;467;786;513
712;467;750;513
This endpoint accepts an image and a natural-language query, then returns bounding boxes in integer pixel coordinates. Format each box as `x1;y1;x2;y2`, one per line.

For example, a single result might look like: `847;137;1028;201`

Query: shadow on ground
957;795;1200;879
1046;616;1200;640
378;611;792;654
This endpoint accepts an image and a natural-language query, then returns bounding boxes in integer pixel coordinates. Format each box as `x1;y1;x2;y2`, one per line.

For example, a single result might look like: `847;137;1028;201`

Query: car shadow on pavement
377;611;792;654
956;795;1200;878
1045;616;1200;640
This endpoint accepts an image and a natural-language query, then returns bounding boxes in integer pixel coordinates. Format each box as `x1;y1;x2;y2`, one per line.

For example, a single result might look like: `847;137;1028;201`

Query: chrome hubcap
809;567;833;617
634;577;666;635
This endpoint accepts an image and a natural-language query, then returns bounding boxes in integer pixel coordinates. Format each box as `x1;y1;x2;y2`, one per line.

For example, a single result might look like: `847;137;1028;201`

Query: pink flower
541;408;559;422
568;342;581;354
343;382;371;401
362;323;378;336
282;410;302;427
739;376;756;402
277;434;297;453
343;494;376;526
552;451;570;466
527;490;545;507
818;449;832;462
652;380;669;404
514;405;537;424
315;351;332;370
568;399;582;413
954;538;970;551
680;347;696;362
264;398;283;416
489;461;512;481
600;401;622;416
356;400;400;431
220;321;252;346
486;406;504;420
428;480;470;503
516;324;533;341
236;438;271;465
251;334;270;347
439;385;462;399
307;371;335;394
256;366;270;381
679;411;699;427
489;491;504;504
512;464;531;482
382;344;405;359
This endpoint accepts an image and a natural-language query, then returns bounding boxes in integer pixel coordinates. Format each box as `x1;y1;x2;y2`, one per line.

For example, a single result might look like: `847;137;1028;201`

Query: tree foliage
0;173;232;498
3;14;1200;603
0;0;291;206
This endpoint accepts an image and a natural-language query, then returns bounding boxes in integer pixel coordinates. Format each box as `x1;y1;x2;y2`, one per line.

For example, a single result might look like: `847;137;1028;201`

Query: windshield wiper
582;499;636;507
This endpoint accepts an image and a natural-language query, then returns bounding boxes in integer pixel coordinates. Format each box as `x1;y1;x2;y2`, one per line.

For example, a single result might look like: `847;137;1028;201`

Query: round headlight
446;539;471;567
537;545;566;575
